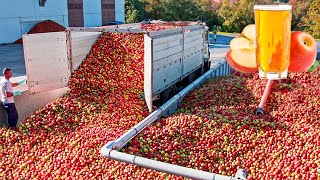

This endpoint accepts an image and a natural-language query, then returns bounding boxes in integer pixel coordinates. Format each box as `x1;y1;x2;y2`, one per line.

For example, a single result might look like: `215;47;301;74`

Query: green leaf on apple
308;60;319;72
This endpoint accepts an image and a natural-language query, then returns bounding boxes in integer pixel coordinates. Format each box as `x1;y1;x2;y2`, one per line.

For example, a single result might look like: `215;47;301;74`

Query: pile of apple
122;25;319;179
140;21;191;31
1;22;318;179
0;24;186;179
124;66;319;179
141;23;178;31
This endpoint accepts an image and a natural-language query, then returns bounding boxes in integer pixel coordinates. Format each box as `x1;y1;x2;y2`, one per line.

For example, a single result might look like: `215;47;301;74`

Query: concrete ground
208;34;231;66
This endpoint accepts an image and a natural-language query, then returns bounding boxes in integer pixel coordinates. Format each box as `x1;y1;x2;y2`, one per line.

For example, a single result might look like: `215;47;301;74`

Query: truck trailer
22;21;211;112
0;21;240;180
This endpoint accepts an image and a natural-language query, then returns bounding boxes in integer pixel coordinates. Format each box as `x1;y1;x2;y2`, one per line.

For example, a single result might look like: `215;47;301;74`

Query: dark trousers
2;103;18;128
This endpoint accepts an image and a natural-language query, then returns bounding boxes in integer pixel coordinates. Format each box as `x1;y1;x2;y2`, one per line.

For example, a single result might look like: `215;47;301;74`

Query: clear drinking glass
254;5;292;79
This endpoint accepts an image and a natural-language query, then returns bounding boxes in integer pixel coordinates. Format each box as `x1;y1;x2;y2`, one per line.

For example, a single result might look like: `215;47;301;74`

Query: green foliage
218;0;255;33
289;0;312;31
299;0;320;39
125;0;318;36
194;0;221;30
308;60;319;72
125;0;148;23
145;0;165;19
162;0;201;21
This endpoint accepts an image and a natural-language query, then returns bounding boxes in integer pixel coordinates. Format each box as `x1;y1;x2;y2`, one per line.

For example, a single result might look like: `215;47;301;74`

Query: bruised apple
288;31;318;73
227;24;258;73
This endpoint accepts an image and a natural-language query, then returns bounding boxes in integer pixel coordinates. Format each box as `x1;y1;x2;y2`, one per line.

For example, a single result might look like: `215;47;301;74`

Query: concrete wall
0;88;68;127
0;0;68;44
83;0;102;27
115;0;125;22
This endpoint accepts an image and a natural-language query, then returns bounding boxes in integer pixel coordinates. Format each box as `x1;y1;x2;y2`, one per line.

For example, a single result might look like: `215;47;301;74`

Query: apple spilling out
227;24;318;73
0;24;185;179
1;22;319;179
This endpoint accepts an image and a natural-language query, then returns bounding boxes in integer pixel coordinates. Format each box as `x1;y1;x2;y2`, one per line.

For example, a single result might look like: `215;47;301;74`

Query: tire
160;85;176;104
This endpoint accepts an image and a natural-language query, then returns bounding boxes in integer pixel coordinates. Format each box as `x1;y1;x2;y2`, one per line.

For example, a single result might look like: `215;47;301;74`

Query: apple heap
227;24;318;73
0;24;187;179
125;66;320;179
1;22;318;179
140;22;186;31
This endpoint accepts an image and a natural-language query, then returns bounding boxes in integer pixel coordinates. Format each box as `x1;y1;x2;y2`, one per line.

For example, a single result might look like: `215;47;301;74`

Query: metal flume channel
101;60;247;180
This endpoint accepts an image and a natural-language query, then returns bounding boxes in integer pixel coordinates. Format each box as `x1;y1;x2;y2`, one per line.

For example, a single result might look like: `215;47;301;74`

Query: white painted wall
0;0;68;44
115;0;125;22
0;0;126;44
83;0;102;27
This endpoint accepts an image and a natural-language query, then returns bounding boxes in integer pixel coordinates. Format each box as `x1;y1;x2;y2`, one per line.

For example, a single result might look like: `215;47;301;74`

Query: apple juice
254;5;292;79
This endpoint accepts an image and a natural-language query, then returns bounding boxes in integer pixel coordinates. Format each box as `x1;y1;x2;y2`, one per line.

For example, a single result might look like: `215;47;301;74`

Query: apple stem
256;80;273;115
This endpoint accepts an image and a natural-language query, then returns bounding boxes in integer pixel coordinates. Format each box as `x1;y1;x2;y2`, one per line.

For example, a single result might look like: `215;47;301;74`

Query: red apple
288;31;317;73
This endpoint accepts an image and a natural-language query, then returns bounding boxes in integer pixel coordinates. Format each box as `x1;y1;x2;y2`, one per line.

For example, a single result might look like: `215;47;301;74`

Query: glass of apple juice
254;5;292;79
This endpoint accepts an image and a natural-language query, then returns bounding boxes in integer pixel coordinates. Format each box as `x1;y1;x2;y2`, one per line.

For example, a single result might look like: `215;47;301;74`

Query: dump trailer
22;22;211;112
18;22;241;179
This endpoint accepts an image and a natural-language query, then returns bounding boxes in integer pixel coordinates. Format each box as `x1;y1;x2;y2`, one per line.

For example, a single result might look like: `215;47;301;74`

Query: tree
289;0;312;31
162;0;203;21
299;0;320;39
125;0;148;23
193;0;222;30
145;0;165;19
217;0;255;33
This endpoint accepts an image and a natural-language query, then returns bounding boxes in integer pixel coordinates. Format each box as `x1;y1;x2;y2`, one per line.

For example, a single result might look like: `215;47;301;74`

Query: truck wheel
188;72;195;84
161;85;176;104
204;60;210;72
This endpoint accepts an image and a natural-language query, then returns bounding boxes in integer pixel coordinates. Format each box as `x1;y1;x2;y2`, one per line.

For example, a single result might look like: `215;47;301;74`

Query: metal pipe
100;61;247;180
100;141;115;157
103;150;239;180
111;109;163;150
256;80;273;115
108;68;218;150
159;95;181;112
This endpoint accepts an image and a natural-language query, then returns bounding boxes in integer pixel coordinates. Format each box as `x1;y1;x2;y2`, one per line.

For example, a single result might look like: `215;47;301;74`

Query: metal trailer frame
23;22;210;113
101;60;247;180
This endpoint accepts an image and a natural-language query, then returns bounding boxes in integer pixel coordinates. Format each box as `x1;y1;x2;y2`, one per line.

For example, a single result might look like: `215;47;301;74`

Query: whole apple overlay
289;31;318;73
